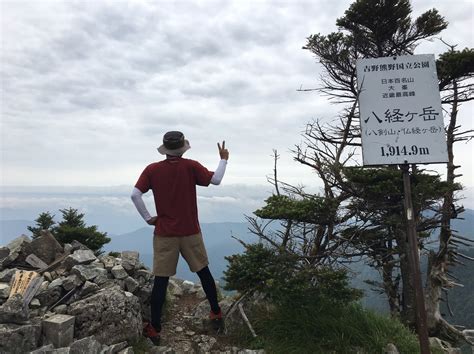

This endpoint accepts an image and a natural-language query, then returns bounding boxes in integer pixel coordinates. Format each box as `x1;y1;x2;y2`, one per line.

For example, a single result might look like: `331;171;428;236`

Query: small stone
168;279;184;297
385;343;399;354
64;243;74;254
91;259;105;268
103;341;128;353
43;272;53;282
93;272;109;286
0;283;10;299
69;335;103;353
121;251;139;273
185;330;195;336
64;249;97;270
124;276;139;293
72;264;107;281
29;344;54;353
111;265;128;280
195;287;206;300
195;335;217;352
30;298;41;308
48;278;64;289
149;346;176;353
79;281;100;297
175;326;183;333
181;280;194;292
63;274;83;291
54;304;68;314
118;347;135;354
100;255;119;271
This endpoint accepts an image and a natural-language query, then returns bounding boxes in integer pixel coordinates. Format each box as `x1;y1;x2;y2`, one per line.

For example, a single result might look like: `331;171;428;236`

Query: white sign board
356;54;448;165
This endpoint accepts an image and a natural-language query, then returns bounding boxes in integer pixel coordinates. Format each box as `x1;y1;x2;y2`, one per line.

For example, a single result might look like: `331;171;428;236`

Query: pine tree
27;211;56;238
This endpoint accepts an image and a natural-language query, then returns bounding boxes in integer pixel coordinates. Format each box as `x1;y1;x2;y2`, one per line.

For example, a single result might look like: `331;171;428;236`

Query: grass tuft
238;299;422;353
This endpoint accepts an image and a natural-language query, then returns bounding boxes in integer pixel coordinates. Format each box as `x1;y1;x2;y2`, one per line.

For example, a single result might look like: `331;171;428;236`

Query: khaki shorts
152;232;209;277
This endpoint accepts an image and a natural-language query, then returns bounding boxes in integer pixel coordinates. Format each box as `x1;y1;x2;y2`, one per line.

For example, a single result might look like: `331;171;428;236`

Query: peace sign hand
217;141;229;160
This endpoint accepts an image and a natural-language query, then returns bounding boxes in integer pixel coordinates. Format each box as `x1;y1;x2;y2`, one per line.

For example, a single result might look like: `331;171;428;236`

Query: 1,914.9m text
380;145;430;157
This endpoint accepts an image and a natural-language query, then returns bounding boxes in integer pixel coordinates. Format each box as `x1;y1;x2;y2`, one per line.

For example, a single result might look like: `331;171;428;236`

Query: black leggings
150;266;220;331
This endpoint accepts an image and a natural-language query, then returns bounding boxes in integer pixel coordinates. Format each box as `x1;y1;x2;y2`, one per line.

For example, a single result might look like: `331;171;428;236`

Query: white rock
181;280;194;292
111;265;128;280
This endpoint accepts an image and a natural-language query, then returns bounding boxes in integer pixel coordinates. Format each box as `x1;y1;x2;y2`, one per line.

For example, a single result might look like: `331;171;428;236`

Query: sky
1;0;474;224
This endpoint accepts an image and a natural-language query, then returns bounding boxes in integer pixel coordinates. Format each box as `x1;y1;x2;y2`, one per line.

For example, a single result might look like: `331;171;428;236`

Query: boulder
1;235;31;267
29;344;54;353
0;321;41;353
71;265;107;282
0;247;9;262
67;287;141;345
63;250;97;270
69;335;104;354
36;283;63;307
121;251;139;274
25;230;63;265
0;294;29;324
69;240;89;252
0;268;17;282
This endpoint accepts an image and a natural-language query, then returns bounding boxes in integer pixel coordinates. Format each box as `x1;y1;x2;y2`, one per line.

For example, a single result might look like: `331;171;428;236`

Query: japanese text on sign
356;54;447;165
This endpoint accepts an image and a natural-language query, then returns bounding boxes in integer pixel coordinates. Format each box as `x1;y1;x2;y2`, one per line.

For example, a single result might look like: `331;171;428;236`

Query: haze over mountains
0;202;474;325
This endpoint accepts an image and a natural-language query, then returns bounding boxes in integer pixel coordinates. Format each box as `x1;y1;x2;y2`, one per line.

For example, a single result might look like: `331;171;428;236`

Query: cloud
1;0;473;191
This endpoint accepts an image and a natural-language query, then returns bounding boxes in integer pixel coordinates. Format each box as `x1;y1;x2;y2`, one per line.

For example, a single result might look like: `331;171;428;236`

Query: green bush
224;243;361;306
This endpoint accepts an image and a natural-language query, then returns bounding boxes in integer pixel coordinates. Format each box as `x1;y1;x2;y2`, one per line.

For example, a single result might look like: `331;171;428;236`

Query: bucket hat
157;131;191;156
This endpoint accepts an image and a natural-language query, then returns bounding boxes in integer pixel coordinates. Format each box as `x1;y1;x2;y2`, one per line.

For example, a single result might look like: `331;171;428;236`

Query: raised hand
217;141;229;160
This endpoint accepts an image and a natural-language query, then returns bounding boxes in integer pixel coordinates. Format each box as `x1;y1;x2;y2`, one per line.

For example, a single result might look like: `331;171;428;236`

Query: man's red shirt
135;157;213;236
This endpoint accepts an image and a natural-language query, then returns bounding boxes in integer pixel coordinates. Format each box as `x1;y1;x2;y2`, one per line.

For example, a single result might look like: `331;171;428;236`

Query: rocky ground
0;231;263;354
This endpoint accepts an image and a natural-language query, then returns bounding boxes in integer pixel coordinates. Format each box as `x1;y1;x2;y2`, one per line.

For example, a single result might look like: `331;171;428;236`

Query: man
131;131;229;345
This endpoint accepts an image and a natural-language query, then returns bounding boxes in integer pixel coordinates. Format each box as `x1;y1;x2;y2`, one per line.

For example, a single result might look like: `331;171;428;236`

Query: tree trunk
381;258;400;318
424;80;467;343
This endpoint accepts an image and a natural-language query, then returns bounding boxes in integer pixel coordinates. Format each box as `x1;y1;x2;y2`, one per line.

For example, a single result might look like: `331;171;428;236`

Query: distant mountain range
103;222;256;282
1;212;473;324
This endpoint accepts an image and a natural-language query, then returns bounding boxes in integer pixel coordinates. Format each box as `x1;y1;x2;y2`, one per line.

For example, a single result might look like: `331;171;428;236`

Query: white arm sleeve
210;159;227;185
131;187;152;221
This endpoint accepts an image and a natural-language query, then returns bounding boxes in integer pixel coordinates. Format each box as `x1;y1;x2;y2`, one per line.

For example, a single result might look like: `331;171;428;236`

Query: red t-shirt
135;157;213;236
